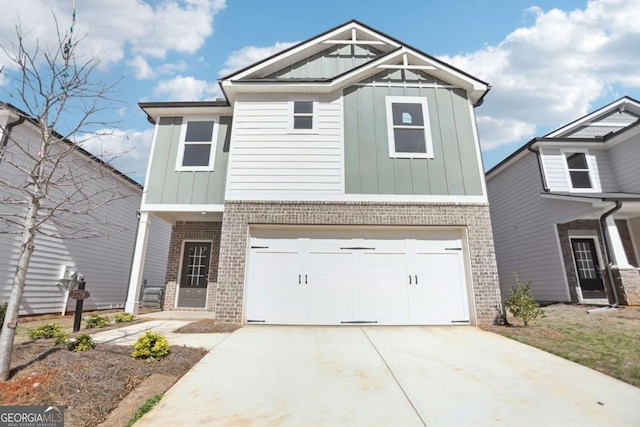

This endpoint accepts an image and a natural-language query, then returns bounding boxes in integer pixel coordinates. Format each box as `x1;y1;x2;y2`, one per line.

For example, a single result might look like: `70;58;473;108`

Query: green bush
28;323;64;340
0;302;7;332
504;275;544;326
114;312;136;324
132;331;170;360
67;334;95;352
85;314;109;329
53;332;69;347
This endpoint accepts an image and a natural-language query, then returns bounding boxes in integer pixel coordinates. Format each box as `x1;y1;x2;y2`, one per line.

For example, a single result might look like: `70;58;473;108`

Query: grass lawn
483;303;640;388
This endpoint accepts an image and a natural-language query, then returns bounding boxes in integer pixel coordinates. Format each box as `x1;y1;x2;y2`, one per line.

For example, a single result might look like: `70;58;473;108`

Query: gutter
589;201;623;313
0;115;26;163
527;144;550;192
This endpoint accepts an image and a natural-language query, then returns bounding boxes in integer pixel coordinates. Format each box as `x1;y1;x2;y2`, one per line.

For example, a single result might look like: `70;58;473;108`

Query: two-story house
487;97;640;307
125;20;502;326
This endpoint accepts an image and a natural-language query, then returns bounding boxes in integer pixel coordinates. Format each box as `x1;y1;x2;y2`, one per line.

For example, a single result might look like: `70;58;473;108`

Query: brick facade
164;221;222;312
214;201;503;326
612;267;640;305
557;219;637;304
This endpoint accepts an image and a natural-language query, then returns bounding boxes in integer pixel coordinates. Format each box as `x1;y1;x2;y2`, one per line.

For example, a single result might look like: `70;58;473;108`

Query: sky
1;0;639;183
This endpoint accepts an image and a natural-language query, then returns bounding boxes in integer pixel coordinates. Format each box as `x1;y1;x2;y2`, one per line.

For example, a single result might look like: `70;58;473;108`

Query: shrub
85;314;109;329
28;323;64;340
114;312;136;323
0;302;7;332
53;332;69;347
67;334;95;352
504;275;544;326
132;331;170;360
128;393;163;426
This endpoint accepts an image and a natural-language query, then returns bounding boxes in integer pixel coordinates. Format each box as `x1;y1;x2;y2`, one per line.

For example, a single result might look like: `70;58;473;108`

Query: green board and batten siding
344;70;483;196
145;116;231;205
268;45;381;79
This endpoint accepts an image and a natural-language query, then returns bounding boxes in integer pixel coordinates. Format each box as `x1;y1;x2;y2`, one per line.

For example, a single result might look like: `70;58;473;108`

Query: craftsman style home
125;21;502;326
487;97;640;307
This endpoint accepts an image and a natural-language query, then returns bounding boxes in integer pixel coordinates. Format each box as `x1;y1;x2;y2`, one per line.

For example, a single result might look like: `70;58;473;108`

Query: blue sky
2;0;640;183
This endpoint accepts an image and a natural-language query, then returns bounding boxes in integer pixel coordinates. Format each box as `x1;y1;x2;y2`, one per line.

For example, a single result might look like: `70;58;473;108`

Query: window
289;100;317;132
565;152;593;190
385;96;433;158
176;118;217;171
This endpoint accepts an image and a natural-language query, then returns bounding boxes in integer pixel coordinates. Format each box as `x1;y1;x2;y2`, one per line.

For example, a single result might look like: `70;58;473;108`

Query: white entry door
246;228;471;325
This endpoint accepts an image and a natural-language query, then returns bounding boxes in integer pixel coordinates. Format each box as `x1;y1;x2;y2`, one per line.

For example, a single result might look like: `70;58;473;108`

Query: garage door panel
307;252;353;323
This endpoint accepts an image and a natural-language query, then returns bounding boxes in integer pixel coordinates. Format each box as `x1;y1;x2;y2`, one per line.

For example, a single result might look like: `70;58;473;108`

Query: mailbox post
69;275;90;332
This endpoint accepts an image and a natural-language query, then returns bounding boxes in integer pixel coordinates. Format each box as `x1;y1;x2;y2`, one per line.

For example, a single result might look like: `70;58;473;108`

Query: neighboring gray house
125;20;502;326
0;103;171;315
487;97;640;307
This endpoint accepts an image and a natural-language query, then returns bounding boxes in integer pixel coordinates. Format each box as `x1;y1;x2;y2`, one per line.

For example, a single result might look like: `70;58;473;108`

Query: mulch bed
174;319;241;334
0;339;207;427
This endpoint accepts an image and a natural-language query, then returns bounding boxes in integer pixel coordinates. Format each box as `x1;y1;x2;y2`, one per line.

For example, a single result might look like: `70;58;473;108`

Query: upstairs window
565;152;593;190
289;100;317;132
385;96;433;159
176;118;217;171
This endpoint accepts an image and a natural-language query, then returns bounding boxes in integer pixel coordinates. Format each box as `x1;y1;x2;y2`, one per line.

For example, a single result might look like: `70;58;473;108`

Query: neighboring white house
125;20;503;327
487;96;640;307
0;102;171;315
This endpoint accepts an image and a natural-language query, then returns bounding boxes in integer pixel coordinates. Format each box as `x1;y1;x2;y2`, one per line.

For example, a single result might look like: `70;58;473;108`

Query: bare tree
0;16;129;381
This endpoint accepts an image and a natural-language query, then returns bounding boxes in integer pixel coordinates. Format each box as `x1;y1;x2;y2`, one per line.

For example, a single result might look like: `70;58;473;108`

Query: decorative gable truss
220;20;489;106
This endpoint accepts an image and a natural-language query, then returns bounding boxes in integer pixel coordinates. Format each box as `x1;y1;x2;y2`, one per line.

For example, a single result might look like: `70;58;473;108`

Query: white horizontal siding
609;138;640;192
488;153;603;302
227;93;344;199
0;123;171;315
540;148;569;192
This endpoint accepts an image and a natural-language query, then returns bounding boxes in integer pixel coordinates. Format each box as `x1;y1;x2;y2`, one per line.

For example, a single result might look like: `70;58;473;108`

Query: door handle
299;274;301;284
409;275;412;285
305;274;308;285
415;275;418;285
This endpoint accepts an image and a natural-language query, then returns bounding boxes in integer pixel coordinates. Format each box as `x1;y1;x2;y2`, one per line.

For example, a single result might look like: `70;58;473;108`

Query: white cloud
77;128;155;182
128;56;187;80
0;0;226;69
440;0;640;151
154;75;221;101
219;41;299;77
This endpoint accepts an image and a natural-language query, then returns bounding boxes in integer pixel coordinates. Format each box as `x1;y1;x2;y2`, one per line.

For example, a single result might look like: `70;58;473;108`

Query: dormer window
176;117;218;171
385;96;433;159
289;100;318;132
565;152;593;190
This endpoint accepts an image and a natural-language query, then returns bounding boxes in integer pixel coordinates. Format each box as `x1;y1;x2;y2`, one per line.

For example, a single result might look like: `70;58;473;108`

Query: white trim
140;121;160;206
175;239;213;310
467;100;488;198
339;95;346;195
353;82;458;89
287;98;319;133
553;224;572;301
627;219;640;268
560;149;601;193
385;96;434;159
140;204;225;213
226;194;488;203
546;98;640;138
175;116;220;172
568;233;608;304
605;216;631;267
125;212;151;314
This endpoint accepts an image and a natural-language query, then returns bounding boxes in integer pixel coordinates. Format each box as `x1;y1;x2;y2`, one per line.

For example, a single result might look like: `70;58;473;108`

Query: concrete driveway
137;326;640;426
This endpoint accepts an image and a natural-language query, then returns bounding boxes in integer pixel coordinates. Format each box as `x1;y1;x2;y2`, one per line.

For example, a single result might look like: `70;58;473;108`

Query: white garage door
246;228;470;325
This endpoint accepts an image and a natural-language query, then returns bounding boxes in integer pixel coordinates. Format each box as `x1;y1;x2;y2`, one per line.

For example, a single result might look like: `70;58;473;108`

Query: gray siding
541;147;617;192
145;116;231;205
344;73;482;196
488;153;602;302
268;44;380;79
564;111;637;138
609;138;640;192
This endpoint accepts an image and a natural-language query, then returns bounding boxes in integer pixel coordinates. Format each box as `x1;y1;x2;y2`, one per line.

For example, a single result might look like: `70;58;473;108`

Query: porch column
605;216;631;267
125;212;151;314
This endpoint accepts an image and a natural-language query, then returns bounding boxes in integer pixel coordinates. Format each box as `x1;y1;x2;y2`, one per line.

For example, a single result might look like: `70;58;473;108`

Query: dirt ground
483;303;640;387
174;319;241;334
0;339;206;427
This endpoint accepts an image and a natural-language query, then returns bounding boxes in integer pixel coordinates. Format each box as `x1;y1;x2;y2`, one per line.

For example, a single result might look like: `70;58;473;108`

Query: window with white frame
176;118;217;171
289;100;317;131
385;96;433;158
565;152;593;190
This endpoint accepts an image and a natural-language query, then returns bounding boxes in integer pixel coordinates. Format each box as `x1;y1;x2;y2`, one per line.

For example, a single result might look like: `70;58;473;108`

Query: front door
177;242;211;308
571;238;606;300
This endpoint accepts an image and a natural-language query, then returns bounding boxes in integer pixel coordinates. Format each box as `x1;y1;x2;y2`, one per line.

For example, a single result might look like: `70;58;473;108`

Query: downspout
589;201;623;313
0;116;26;163
527;145;550;192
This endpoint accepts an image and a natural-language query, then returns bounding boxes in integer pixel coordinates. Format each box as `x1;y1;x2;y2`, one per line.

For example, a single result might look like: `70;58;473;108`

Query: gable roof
219;20;490;106
486;96;640;180
0;102;142;189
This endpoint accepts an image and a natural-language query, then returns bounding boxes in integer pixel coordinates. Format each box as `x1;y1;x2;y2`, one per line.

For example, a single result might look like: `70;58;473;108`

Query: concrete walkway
135;326;640;426
91;320;230;350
